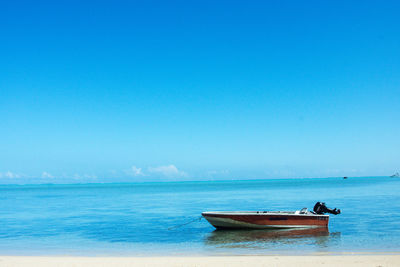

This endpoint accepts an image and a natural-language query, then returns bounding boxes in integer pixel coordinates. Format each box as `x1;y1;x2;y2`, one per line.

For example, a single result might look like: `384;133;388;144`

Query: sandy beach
1;255;400;267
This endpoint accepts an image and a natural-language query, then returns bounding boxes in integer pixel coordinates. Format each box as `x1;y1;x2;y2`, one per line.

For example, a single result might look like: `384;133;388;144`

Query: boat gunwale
202;211;329;217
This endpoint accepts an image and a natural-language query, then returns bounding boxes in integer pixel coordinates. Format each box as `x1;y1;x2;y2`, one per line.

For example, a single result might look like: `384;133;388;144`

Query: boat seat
300;208;308;214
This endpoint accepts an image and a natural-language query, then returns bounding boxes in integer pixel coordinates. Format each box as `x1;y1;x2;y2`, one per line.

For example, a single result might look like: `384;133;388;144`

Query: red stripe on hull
204;214;329;227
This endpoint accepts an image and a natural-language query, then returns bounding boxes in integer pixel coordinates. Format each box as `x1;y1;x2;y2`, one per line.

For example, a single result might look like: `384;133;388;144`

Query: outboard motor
313;202;341;215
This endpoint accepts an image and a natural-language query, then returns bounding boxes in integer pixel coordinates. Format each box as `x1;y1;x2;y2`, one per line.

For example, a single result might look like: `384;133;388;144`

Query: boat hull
202;212;329;229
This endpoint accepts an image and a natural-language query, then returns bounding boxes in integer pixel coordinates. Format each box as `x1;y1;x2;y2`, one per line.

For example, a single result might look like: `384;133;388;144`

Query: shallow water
0;177;399;255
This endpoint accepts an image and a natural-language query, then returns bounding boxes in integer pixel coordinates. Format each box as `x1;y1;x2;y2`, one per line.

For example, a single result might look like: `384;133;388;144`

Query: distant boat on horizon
390;172;400;178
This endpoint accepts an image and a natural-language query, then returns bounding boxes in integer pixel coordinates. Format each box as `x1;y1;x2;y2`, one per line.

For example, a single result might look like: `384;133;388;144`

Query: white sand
0;255;399;267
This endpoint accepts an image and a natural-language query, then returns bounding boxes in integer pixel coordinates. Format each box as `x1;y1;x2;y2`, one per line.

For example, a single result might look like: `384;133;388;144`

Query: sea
0;176;399;256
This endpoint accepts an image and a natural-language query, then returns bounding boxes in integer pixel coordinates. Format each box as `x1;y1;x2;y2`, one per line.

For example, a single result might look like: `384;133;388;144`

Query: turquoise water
0;177;399;255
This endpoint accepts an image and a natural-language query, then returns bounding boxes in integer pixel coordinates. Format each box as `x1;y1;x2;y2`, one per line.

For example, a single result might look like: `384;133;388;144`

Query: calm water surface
0;177;399;255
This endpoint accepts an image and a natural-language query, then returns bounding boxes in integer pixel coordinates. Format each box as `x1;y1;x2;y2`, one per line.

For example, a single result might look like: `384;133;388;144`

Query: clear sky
1;0;399;183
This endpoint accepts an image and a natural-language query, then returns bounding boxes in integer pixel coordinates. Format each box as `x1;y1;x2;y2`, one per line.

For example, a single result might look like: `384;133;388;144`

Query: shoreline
1;254;399;267
2;251;400;257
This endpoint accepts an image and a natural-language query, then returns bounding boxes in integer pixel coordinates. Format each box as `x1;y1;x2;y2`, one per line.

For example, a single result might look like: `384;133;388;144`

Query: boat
202;202;340;230
390;172;399;178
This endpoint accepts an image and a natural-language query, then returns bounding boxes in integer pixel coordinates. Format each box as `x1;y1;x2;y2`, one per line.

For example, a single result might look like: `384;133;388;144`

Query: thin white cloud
207;170;230;175
41;171;54;179
131;166;144;176
148;165;187;177
73;173;98;180
83;174;97;179
0;171;21;179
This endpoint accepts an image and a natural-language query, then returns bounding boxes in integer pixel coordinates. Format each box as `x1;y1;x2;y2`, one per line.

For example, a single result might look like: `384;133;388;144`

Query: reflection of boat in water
206;227;330;244
202;202;340;229
204;227;340;249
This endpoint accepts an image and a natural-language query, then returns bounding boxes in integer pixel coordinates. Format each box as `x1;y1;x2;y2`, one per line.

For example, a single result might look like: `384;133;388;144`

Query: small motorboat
202;202;340;230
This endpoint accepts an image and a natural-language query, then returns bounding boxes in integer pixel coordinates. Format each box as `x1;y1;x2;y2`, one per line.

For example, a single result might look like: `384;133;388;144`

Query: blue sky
1;1;399;183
